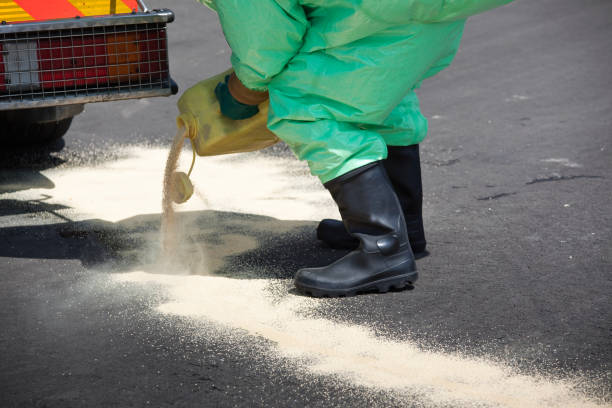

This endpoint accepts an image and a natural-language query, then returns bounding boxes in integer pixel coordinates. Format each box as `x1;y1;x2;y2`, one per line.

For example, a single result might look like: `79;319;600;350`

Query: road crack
526;174;604;185
477;192;518;201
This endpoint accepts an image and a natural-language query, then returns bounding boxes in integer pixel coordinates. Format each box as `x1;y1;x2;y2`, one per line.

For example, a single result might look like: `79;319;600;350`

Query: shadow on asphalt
0;207;352;279
0;138;66;195
0;197;70;217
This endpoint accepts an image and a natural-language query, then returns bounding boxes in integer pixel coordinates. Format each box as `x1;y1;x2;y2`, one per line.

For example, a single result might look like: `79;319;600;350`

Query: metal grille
0;21;170;107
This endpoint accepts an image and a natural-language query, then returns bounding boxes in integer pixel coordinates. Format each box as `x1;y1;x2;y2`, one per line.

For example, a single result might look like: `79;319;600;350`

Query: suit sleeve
213;0;309;91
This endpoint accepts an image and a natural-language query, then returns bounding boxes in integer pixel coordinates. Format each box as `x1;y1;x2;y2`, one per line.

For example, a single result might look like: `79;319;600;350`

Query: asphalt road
1;0;611;407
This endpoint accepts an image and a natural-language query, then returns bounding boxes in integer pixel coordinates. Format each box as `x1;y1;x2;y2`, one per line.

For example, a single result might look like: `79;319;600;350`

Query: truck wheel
2;117;73;146
0;105;84;146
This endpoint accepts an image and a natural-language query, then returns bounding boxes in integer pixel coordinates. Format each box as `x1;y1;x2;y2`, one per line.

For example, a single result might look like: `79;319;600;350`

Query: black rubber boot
317;144;427;254
295;163;417;297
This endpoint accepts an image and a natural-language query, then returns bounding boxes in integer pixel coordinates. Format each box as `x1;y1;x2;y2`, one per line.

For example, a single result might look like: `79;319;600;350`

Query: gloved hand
214;73;268;120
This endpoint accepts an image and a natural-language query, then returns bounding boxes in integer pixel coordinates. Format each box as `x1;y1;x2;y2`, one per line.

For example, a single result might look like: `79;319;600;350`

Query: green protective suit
204;0;513;183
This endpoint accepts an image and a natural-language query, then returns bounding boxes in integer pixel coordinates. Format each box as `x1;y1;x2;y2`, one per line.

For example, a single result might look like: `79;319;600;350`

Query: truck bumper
0;9;176;111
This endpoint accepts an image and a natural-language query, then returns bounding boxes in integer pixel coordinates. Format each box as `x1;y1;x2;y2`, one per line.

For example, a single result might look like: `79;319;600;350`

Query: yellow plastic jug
176;69;278;157
169;69;279;204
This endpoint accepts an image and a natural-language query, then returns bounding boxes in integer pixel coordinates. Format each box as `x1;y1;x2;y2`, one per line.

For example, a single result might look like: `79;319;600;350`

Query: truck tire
1;117;73;146
0;105;84;146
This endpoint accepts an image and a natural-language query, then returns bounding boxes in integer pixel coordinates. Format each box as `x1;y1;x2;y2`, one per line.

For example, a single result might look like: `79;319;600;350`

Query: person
205;0;513;297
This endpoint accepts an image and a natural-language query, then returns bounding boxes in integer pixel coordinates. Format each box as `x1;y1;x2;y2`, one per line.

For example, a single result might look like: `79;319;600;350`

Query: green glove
214;75;259;120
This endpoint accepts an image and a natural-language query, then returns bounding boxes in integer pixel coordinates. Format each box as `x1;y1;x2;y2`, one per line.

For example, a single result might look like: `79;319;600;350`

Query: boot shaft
383;145;423;217
324;162;409;252
384;144;426;252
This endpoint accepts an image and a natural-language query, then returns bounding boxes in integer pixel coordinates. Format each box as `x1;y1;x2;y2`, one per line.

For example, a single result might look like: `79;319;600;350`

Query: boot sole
295;271;418;298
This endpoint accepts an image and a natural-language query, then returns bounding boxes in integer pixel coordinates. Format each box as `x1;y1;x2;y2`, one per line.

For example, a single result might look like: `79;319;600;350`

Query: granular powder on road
4;146;337;224
3;146;607;407
115;271;605;408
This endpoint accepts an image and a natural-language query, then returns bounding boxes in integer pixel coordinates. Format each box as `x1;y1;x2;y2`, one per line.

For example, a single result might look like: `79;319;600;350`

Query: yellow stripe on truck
68;0;132;16
0;0;34;22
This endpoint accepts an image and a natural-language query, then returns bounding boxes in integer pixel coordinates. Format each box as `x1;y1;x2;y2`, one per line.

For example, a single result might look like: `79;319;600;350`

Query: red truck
0;0;176;145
